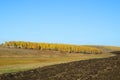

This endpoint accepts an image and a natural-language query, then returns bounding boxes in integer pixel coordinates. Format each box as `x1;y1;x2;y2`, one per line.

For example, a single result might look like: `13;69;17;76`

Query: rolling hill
0;41;120;80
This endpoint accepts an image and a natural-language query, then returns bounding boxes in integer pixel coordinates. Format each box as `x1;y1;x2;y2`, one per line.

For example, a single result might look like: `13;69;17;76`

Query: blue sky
0;0;120;46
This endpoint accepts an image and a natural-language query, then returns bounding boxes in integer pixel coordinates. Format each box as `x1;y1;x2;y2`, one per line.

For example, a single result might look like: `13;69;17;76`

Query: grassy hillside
0;46;114;74
88;45;120;52
1;52;119;80
0;42;119;74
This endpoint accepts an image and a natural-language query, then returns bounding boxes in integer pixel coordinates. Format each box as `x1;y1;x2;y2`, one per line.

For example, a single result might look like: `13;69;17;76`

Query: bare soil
0;52;120;80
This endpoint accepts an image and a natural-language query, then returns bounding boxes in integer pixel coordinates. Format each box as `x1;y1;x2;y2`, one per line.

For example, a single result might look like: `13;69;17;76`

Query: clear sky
0;0;120;46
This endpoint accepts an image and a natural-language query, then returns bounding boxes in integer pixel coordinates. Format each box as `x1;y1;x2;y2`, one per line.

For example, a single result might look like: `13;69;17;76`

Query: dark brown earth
0;52;120;80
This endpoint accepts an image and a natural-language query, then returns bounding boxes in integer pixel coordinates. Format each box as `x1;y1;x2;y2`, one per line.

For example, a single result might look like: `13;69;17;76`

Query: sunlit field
0;47;114;74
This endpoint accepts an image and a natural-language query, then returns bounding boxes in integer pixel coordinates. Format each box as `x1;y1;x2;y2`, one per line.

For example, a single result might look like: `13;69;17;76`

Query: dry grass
0;47;114;74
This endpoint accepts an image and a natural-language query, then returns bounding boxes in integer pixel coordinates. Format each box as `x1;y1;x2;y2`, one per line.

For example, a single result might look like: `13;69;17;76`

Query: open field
0;47;114;74
89;45;120;52
0;51;120;80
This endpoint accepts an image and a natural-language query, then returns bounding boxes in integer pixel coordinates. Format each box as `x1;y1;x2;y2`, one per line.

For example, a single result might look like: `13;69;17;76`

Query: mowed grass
0;47;114;74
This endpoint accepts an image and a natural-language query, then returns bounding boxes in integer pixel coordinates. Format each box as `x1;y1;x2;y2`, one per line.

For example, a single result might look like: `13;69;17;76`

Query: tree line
3;41;103;54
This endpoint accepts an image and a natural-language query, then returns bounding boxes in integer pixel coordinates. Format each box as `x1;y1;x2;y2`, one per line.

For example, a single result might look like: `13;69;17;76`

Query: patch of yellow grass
0;53;114;74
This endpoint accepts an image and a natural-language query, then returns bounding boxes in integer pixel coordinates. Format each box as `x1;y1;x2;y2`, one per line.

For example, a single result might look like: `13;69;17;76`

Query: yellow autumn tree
3;41;103;54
